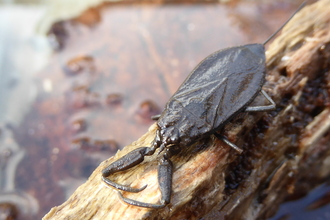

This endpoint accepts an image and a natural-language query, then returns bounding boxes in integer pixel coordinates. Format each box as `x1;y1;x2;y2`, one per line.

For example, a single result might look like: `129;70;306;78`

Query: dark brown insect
102;2;306;208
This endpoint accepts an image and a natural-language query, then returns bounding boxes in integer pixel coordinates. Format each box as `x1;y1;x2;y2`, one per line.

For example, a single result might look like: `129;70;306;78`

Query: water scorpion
102;2;306;208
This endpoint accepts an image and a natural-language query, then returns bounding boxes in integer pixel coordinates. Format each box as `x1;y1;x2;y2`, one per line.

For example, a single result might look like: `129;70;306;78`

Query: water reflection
270;183;330;220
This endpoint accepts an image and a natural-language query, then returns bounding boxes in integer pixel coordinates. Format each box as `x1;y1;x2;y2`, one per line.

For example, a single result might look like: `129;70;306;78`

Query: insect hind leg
245;90;276;112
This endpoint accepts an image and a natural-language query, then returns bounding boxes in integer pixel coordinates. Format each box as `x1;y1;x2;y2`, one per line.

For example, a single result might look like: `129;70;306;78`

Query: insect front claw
117;190;167;209
102;147;152;192
115;153;173;209
102;176;147;193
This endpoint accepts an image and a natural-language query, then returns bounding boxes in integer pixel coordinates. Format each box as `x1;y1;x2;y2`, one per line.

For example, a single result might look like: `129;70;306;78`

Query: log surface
43;1;330;219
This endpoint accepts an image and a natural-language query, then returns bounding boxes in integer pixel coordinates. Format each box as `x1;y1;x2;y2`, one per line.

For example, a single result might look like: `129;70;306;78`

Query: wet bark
43;0;330;219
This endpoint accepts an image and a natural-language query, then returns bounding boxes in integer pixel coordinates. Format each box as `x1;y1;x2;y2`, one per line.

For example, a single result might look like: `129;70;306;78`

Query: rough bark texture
43;0;330;219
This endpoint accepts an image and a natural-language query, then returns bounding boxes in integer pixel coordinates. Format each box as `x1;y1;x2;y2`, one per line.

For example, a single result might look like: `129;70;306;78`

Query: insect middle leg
214;133;243;154
216;90;275;153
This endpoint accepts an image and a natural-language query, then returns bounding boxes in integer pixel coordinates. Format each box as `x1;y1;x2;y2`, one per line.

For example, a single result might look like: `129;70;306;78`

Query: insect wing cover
158;44;266;145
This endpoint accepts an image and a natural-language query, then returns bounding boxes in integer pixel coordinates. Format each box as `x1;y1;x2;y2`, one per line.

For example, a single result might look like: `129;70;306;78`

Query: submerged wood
43;1;330;219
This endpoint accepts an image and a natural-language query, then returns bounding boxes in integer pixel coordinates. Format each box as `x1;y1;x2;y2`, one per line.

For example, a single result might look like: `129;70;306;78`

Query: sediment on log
43;1;330;219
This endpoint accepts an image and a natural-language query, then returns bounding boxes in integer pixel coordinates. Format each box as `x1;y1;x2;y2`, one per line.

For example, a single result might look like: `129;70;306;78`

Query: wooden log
43;0;330;219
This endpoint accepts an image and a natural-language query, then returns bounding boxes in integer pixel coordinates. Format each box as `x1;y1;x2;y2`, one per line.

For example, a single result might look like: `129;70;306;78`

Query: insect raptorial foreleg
245;90;276;112
118;149;173;208
214;133;243;154
157;153;173;206
102;147;150;192
117;154;173;208
102;130;162;192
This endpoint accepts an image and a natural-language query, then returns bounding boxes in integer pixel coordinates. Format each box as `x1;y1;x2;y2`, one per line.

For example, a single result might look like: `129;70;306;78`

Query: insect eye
170;136;177;143
170;131;181;143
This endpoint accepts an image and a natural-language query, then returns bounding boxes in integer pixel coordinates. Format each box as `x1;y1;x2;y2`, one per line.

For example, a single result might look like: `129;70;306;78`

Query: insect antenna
263;2;306;46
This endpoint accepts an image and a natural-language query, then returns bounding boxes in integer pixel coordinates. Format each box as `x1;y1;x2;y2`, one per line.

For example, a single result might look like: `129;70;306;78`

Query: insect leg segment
102;147;149;192
151;114;161;120
102;130;163;192
213;90;275;154
214;133;243;154
245;90;276;112
118;189;167;209
157;149;174;206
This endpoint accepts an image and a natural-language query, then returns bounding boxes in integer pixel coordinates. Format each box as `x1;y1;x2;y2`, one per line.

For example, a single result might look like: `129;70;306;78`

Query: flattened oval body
157;44;266;146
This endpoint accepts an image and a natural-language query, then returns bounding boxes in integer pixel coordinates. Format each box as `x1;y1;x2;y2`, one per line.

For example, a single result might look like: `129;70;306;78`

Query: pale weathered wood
43;0;330;219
